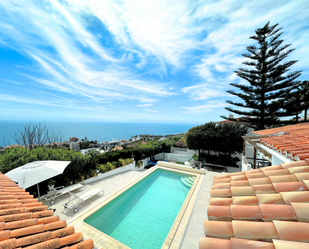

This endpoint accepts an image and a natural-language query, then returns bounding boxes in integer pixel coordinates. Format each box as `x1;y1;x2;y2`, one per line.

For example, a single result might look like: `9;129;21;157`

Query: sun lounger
42;183;85;205
63;187;104;213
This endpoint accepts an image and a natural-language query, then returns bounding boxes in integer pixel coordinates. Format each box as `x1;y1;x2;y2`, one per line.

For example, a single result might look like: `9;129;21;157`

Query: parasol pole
37;183;41;200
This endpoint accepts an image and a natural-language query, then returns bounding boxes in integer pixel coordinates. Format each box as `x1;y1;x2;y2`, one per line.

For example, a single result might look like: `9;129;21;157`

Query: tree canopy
222;22;302;130
186;122;248;165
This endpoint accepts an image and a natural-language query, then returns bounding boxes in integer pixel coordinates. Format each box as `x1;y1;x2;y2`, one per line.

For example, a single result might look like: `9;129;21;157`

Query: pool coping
69;162;205;249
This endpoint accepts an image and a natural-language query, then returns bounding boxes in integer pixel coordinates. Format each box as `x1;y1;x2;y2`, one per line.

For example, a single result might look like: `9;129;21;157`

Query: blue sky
1;0;309;124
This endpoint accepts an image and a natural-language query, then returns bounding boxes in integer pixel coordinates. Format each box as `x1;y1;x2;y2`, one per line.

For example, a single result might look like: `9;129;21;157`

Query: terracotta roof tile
232;196;259;205
263;169;290;176
256;193;284;204
209;198;233;206
0;173;94;249
302;180;309;189
252;184;276;194
294;172;309;181
260;204;297;222
204;220;234;239
254;124;309;162
287;166;309;174
232;220;278;241
273;239;309;249
248;177;272;185
230;180;250;187
207;206;232;221
210;189;232;198
211;182;231;189
274;220;309;242
230;237;275;249
68;239;93;249
199;237;231;249
200;159;309;248
272;181;308;192
230;205;262;221
290;202;309;222
280;191;309;204
269;174;298;183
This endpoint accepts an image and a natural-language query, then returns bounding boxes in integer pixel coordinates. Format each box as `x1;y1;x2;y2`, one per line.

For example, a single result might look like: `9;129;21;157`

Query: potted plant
192;154;198;161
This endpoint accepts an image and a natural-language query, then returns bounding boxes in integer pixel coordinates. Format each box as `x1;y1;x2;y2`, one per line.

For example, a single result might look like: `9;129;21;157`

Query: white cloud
137;104;152;107
0;0;175;105
182;100;228;115
64;0;206;71
182;84;228;101
0;0;308;123
145;109;158;113
0;93;102;112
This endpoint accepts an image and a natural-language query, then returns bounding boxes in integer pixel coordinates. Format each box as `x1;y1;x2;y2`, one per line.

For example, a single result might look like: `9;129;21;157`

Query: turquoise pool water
84;169;193;249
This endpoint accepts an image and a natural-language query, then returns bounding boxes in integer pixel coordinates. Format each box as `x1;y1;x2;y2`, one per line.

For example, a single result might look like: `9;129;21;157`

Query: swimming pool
84;168;195;249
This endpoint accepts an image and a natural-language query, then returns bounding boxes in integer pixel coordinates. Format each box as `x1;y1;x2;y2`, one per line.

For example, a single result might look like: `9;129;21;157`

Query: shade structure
5;160;71;189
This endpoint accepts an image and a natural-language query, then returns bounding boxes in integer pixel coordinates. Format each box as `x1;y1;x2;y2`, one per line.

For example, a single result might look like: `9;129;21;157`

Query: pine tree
221;22;302;130
299;81;309;122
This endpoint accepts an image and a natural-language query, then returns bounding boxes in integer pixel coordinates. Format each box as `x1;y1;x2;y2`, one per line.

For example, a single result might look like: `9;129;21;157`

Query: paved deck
180;171;221;249
41;169;149;222
41;168;222;249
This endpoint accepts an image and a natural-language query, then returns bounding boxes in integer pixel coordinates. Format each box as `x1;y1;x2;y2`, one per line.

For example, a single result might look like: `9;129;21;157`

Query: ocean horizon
0;120;197;147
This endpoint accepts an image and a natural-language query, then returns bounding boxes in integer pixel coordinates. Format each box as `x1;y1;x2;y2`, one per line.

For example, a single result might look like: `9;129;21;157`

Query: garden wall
83;158;148;184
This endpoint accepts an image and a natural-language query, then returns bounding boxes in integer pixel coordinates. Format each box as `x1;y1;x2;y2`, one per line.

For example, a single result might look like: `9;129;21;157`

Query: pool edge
69;162;205;249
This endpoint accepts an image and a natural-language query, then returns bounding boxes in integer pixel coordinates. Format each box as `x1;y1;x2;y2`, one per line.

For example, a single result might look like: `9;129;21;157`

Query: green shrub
136;160;143;168
112;161;119;168
119;158;126;166
91;170;97;177
125;158;133;165
106;162;115;171
99;164;107;173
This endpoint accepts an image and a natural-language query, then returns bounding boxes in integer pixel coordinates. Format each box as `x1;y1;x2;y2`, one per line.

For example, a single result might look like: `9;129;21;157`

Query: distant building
216;114;250;125
69;137;80;152
112;145;123;151
80;148;104;155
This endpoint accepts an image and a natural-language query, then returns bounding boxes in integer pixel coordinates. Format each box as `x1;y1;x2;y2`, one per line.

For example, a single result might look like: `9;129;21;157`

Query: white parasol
5;160;71;199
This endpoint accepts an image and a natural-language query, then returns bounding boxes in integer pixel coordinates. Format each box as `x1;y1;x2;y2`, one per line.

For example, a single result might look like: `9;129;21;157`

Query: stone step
180;177;192;188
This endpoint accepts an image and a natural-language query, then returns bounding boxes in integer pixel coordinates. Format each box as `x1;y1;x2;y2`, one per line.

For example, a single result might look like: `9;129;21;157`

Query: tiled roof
0;173;94;249
216;117;249;125
250;123;309;161
199;160;309;248
252;123;309;136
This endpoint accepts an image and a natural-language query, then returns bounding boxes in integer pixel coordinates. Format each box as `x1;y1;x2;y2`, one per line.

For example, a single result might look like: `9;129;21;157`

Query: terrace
3;123;309;248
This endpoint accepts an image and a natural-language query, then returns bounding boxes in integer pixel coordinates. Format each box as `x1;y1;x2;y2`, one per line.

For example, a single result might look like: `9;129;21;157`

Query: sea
0;120;197;147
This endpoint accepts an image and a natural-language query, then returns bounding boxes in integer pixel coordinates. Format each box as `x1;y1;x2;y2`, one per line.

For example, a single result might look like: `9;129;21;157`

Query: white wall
242;156;252;172
83;161;144;184
187;149;198;158
272;154;284;166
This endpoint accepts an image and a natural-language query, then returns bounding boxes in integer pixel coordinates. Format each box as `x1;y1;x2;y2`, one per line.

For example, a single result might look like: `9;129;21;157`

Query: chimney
229;114;234;119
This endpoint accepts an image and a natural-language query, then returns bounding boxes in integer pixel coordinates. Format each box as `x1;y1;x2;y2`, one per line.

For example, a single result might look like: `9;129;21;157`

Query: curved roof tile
0;173;94;249
200;159;309;248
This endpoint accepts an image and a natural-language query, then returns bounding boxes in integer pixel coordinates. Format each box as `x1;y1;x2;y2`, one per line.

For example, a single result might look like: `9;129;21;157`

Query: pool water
84;169;194;249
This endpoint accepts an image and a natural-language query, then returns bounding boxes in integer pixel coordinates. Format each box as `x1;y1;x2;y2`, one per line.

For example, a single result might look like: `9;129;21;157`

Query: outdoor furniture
205;165;227;172
42;183;85;205
193;161;202;169
63;187;104;213
199;158;206;167
148;160;157;166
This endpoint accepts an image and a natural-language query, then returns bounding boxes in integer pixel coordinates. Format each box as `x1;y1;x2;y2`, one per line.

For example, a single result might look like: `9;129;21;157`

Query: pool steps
180;176;196;187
